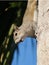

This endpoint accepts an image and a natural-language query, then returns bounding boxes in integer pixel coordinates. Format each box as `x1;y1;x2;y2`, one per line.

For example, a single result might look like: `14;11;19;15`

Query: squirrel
13;0;37;44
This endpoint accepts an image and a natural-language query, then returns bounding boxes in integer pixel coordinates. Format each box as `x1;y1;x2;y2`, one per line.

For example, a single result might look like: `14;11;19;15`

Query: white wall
37;0;49;65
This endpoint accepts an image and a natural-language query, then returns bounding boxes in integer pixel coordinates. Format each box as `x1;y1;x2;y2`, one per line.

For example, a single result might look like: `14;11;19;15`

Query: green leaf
9;2;17;8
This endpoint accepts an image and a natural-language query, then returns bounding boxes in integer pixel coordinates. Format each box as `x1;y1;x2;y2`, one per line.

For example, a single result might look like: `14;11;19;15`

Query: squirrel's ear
13;24;19;31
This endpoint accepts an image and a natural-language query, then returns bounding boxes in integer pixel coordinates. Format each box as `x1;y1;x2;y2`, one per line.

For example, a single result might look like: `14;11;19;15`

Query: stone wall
37;0;49;65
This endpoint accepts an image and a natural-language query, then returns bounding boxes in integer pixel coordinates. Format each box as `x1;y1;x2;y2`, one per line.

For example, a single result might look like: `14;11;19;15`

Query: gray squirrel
13;0;37;43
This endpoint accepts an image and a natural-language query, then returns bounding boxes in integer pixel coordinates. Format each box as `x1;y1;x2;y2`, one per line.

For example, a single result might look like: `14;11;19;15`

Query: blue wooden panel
11;37;37;65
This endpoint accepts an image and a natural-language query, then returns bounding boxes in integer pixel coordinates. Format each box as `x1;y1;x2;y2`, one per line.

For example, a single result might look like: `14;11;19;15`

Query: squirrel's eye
15;33;17;36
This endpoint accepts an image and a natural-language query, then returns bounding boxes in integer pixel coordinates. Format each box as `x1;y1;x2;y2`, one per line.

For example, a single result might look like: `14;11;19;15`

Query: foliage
0;1;27;65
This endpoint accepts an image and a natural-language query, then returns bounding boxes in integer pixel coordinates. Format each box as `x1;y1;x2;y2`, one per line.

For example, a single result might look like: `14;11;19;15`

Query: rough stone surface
37;0;49;65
